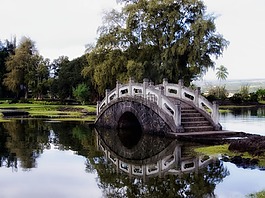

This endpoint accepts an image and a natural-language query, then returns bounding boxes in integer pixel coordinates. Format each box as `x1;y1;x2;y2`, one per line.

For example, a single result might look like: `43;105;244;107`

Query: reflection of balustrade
97;78;219;129
102;149;214;178
97;137;215;178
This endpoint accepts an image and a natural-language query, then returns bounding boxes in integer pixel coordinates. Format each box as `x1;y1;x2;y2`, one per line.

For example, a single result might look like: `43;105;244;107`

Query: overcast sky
1;0;264;80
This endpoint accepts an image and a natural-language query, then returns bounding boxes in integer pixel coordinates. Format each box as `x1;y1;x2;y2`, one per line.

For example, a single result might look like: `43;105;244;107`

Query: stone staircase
168;97;215;132
181;106;214;132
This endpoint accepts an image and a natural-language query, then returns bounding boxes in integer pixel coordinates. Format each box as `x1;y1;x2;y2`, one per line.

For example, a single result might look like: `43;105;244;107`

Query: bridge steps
182;120;210;127
168;97;216;132
181;107;214;132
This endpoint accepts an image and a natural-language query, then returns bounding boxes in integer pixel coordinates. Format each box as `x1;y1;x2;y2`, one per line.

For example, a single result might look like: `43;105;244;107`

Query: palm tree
215;65;228;99
216;65;229;81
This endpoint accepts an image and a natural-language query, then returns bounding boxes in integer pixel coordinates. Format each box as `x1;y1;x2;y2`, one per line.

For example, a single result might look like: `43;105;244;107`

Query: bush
230;93;244;104
207;85;228;100
72;83;90;105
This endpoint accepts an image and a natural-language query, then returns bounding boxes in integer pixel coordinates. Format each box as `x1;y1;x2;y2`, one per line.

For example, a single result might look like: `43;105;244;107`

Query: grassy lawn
0;102;97;122
194;144;265;167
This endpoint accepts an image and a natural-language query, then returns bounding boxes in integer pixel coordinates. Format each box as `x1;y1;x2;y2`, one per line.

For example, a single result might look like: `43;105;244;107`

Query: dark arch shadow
118;112;141;129
117;112;142;149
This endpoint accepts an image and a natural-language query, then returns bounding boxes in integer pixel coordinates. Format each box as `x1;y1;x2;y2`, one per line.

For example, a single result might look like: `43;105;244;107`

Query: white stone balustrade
162;78;219;125
97;78;219;128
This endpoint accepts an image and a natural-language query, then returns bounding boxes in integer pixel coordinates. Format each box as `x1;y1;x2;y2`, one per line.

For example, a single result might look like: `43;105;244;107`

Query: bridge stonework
96;97;178;135
95;78;222;135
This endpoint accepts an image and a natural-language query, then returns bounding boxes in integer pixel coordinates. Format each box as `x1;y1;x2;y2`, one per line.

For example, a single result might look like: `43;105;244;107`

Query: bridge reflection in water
95;127;221;182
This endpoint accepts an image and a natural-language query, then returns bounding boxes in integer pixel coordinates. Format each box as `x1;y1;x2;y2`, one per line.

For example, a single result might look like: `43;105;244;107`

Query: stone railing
97;78;219;127
161;78;219;125
97;78;181;127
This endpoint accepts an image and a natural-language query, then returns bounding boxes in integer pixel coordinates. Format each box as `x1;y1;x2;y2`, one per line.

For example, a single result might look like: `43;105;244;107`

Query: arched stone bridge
95;78;222;135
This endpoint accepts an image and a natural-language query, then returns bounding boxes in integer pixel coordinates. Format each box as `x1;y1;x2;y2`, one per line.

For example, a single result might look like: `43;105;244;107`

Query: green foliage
83;0;229;96
72;83;90;105
2;37;49;99
240;85;250;99
84;48;129;95
51;55;90;101
207;85;228;100
0;38;16;98
28;55;49;99
247;190;265;198
126;60;144;82
256;88;265;101
230;93;258;104
216;65;228;81
229;85;258;104
195;144;233;156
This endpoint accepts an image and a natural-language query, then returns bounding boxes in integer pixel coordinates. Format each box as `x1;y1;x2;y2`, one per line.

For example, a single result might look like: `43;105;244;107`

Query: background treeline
205;85;265;104
0;0;231;104
0;37;95;104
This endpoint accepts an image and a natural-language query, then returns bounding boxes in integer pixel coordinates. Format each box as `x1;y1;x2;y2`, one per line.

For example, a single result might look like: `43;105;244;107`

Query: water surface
0;112;264;198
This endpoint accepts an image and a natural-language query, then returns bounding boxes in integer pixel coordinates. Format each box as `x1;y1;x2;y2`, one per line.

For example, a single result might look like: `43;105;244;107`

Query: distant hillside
194;78;265;93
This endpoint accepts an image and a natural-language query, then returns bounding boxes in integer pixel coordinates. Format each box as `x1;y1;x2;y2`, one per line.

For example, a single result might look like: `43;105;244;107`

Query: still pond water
0;107;265;198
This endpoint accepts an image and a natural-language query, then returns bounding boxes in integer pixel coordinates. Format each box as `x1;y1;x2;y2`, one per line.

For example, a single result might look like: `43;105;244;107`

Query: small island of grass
0;101;97;122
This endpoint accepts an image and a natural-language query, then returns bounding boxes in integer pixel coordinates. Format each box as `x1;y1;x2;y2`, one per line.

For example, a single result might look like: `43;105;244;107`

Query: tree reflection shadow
0;120;230;197
0;120;50;170
94;128;229;198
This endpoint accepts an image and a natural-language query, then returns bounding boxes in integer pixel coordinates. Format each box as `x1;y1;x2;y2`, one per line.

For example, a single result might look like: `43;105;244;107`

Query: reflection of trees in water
0;120;50;170
0;121;230;197
0;126;17;170
222;107;265;117
91;129;230;198
0;120;98;171
49;122;97;157
232;107;265;117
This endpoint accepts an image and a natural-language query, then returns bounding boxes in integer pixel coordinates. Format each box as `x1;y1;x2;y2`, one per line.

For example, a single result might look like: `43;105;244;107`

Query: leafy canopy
83;0;229;95
216;65;229;81
3;37;49;98
73;83;90;105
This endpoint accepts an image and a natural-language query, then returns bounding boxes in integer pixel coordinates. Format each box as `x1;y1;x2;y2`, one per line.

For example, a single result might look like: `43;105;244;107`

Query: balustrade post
105;89;110;104
195;87;201;107
128;77;134;96
158;159;163;178
174;145;181;169
163;78;168;96
178;79;184;98
143;78;149;99
158;87;163;108
128;164;132;176
174;101;181;127
96;101;100;116
116;80;120;99
212;101;219;124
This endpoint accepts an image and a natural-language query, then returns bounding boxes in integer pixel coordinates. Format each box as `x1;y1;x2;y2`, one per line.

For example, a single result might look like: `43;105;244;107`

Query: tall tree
83;0;229;95
51;55;89;101
3;37;39;98
28;55;50;99
215;65;228;99
0;38;16;97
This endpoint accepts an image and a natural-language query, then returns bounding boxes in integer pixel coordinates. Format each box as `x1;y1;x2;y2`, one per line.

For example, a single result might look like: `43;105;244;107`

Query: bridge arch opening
117;112;142;149
118;112;141;129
